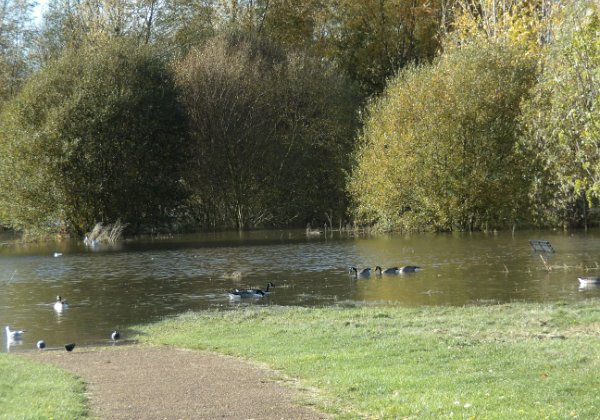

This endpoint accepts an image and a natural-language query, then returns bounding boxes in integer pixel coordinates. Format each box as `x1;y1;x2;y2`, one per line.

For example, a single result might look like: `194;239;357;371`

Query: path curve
25;345;328;419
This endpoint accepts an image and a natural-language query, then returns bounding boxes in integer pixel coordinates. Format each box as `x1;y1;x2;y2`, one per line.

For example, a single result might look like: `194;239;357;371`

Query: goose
5;326;25;340
111;330;120;341
64;343;76;352
375;266;422;275
54;295;69;312
37;340;46;350
248;282;274;295
399;266;421;273
349;266;372;278
228;283;274;300
375;266;397;275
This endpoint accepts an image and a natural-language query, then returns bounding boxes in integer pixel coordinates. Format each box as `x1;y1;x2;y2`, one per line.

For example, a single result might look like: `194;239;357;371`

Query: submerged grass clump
85;220;126;244
138;302;600;418
0;354;87;419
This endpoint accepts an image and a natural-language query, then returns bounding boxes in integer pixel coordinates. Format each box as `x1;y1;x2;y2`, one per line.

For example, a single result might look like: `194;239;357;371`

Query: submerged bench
529;240;555;253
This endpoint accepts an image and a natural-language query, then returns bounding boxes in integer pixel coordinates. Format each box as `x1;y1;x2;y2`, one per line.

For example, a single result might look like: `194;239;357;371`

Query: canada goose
111;330;120;341
228;282;274;300
248;282;274;295
349;266;372;278
375;266;398;275
54;296;69;312
399;266;421;273
5;326;25;340
64;343;76;352
375;266;421;275
37;340;46;350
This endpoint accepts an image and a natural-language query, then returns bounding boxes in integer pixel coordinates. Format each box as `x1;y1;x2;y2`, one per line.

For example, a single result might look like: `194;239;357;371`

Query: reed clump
85;220;127;244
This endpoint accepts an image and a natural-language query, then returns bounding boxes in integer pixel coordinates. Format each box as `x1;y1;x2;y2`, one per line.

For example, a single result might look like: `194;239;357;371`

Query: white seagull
5;326;25;340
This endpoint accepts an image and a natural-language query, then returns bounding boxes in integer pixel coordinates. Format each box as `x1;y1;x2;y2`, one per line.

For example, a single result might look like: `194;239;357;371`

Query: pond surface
2;229;600;352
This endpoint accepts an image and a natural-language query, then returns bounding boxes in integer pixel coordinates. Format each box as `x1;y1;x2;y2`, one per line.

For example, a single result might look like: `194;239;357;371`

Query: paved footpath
25;345;329;420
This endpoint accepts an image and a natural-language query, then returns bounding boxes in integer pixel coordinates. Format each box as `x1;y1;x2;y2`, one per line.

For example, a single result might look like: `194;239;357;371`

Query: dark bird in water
375;266;422;275
247;282;274;296
228;282;274;300
111;330;120;341
349;266;372;278
36;340;46;350
64;343;76;352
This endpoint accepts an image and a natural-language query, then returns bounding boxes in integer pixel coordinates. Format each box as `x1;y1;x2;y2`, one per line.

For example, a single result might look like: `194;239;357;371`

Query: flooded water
2;229;600;352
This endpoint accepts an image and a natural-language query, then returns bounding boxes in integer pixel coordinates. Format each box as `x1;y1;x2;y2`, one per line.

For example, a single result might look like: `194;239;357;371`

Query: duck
54;295;69;312
53;252;63;258
111;330;120;341
375;266;397;275
349;266;372;278
64;343;76;352
37;340;46;350
228;282;274;300
375;266;421;275
399;266;421;273
248;282;274;295
5;326;25;340
578;277;600;285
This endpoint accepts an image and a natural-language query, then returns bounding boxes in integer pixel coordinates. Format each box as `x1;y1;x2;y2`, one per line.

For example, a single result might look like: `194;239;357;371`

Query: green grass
137;301;600;418
0;354;88;419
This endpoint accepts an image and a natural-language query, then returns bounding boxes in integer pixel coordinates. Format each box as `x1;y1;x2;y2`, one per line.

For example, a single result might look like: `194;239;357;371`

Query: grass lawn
0;353;87;419
137;301;600;418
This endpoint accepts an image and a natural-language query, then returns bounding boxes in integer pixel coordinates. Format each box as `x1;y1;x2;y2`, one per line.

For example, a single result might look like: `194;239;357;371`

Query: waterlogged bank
138;301;600;418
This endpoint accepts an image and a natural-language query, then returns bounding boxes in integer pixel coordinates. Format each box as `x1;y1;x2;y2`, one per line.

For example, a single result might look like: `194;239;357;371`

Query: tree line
0;0;598;235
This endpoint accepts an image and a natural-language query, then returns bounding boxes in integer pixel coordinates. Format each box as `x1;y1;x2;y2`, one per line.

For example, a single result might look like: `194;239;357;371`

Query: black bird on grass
65;343;76;352
111;330;120;341
36;340;46;350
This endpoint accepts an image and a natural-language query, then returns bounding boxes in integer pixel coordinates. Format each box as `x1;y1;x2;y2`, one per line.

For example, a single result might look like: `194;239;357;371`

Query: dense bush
519;2;600;228
348;42;537;232
0;39;188;235
176;34;358;230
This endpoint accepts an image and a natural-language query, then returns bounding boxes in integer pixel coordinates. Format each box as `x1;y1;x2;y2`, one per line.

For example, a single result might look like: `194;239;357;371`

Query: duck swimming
248;282;274;295
349;266;372;278
54;296;69;312
375;266;422;275
399;266;421;273
228;282;274;300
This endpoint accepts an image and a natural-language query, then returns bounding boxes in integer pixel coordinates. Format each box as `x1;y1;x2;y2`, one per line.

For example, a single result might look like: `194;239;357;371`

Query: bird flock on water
7;245;425;352
348;265;422;279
